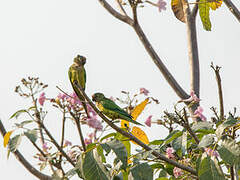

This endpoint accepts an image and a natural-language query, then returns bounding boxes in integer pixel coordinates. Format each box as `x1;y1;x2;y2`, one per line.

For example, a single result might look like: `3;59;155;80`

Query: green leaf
15;120;34;128
199;0;211;31
198;153;226;180
198;134;215;148
217;138;240;166
158;169;168;178
216;117;239;138
10;109;27;119
150;163;164;170
130;163;153;180
86;143;97;151
164;130;183;145
97;145;106;163
172;132;187;156
82;150;110;180
101;139;128;170
100;132;116;142
8;134;22;152
148;140;164;146
24;130;37;143
192;121;213;132
156;178;168;180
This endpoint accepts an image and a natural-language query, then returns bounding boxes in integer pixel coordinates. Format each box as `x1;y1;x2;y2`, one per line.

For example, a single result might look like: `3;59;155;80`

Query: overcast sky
0;0;239;179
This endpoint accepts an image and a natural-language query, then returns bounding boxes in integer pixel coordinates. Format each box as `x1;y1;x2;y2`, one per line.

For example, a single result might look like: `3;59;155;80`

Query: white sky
0;0;239;179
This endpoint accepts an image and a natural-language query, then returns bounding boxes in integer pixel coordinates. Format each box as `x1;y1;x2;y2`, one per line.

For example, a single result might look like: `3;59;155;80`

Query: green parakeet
92;93;143;126
68;55;88;117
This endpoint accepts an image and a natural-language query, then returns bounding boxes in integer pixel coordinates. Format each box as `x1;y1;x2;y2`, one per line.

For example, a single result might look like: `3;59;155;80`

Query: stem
69;110;86;151
223;0;240;22
183;108;200;144
30;87;45;145
59;109;66;163
0;120;52;180
39;121;75;167
211;64;224;121
74;82;197;175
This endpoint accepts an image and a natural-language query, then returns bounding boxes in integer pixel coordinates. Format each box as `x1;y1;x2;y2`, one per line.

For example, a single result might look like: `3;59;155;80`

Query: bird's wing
101;98;132;119
68;66;86;91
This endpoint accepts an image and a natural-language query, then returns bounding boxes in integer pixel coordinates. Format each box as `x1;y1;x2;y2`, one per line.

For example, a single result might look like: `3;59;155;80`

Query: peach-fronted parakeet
68;55;88;117
92;93;143;126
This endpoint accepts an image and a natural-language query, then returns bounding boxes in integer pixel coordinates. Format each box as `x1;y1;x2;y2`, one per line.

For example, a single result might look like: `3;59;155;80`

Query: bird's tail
82;101;89;118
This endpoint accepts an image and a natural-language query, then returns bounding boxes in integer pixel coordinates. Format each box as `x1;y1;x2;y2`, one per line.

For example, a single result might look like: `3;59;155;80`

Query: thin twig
0;120;52;180
210;106;220;122
25;135;60;175
115;0;128;16
39;121;75;167
211;63;224;121
59;109;66;163
223;0;240;23
74;82;197;175
183;108;200;144
30;86;45;146
69;109;86;151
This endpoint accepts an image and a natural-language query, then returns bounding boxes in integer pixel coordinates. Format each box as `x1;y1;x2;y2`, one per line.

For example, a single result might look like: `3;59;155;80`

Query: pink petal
145;115;152;127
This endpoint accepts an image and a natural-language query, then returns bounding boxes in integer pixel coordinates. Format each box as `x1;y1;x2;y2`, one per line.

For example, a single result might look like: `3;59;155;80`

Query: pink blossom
87;104;97;116
86;115;103;131
166;147;175;159
42;142;49;152
157;0;167;12
145;115;152;127
38;92;46;106
140;88;149;96
88;132;95;139
182;90;200;103
84;138;92;145
57;93;67;100
205;148;219;157
67;92;82;107
173;167;183;178
194;106;207;121
64;140;72;147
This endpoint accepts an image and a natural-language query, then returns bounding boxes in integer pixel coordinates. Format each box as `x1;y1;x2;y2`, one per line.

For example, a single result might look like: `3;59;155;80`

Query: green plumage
92;93;143;126
68;55;88;116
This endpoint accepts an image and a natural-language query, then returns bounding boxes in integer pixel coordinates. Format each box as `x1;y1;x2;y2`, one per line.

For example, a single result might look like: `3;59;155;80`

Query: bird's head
74;55;86;65
92;93;105;102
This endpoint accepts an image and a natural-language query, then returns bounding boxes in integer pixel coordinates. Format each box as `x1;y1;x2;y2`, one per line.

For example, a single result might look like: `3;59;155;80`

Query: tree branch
133;22;189;99
74;82;197;175
98;0;189;100
223;0;240;23
115;0;128;16
0;119;52;180
69;110;86;151
39;121;76;167
184;0;200;98
98;0;134;25
211;63;224;121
